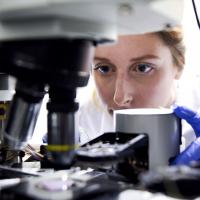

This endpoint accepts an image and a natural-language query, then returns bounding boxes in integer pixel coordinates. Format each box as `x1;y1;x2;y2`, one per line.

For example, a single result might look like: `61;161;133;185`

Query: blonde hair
156;27;185;70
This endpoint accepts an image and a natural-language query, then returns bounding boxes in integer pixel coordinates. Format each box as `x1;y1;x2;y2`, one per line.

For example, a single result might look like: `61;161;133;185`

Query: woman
78;27;200;165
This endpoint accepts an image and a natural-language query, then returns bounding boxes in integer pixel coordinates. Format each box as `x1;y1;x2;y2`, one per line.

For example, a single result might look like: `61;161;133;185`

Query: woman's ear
175;66;183;80
175;55;185;79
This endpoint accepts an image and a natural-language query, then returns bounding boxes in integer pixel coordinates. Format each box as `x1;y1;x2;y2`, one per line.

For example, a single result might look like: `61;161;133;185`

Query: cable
192;0;200;30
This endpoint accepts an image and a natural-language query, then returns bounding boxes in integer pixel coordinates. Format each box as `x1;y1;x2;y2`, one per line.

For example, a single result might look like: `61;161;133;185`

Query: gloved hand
171;137;200;165
171;104;200;165
173;104;200;137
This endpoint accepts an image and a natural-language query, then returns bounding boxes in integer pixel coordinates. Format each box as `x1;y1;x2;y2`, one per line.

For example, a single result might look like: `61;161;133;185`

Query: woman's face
93;33;182;114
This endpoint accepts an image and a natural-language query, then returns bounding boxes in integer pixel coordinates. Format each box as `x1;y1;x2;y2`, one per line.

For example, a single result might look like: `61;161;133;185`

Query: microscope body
2;1;200;200
0;0;184;168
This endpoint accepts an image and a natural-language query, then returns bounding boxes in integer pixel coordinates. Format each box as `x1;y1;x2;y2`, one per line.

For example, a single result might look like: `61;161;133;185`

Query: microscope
1;1;197;199
0;0;184;168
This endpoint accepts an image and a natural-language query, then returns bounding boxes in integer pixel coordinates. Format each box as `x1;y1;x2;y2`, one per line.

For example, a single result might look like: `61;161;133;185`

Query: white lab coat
78;96;113;144
77;73;200;150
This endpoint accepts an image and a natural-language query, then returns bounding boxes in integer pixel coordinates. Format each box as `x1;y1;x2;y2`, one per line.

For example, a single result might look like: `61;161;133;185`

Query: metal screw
118;3;133;16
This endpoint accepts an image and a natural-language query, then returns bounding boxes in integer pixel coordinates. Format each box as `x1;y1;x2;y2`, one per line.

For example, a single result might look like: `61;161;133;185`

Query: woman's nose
113;77;133;107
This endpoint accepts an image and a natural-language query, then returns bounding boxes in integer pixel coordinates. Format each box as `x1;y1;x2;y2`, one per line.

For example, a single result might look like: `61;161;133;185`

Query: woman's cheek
99;85;113;104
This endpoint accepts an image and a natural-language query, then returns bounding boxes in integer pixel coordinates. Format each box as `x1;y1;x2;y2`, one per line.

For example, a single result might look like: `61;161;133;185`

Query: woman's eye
94;64;113;75
135;63;153;73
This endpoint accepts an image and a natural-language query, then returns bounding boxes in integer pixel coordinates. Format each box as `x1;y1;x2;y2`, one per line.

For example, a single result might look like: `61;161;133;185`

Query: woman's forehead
94;33;166;58
118;33;158;43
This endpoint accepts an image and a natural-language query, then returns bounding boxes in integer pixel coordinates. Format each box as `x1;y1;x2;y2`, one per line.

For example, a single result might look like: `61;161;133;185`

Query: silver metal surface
114;108;181;170
4;96;42;150
0;0;184;41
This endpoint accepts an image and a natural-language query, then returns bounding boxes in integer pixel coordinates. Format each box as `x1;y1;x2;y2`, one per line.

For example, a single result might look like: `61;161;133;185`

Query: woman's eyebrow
94;57;110;62
130;55;159;61
94;55;159;62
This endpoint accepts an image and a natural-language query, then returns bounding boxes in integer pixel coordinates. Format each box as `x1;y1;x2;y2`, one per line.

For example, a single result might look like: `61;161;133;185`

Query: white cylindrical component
114;108;181;170
0;74;15;101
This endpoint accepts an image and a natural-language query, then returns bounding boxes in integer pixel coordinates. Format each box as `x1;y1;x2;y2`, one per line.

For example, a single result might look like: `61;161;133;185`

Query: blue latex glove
171;137;200;165
172;104;200;165
173;104;200;137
